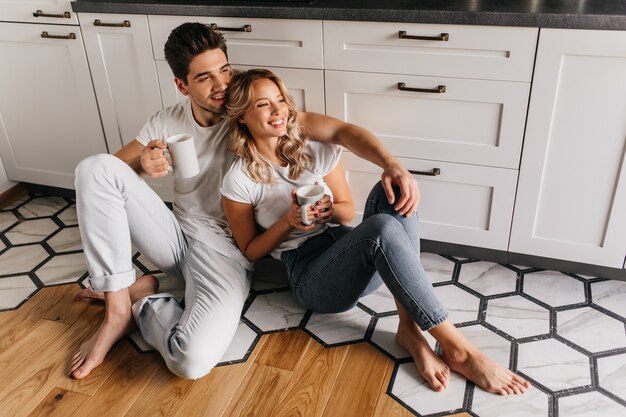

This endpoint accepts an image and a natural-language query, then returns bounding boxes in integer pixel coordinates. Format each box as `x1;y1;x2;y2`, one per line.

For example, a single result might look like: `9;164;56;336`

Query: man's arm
114;139;170;178
297;111;420;216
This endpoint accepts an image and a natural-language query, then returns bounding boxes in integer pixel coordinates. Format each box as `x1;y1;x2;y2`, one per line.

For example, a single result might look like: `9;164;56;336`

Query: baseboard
0;183;28;209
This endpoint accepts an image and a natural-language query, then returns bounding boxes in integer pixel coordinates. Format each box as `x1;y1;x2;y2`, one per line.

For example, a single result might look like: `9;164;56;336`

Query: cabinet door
80;13;162;154
0;0;77;24
326;70;528;169
0;22;106;189
342;153;518;250
510;29;626;269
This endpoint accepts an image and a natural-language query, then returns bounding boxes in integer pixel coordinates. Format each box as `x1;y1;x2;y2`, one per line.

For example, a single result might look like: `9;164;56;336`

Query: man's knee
167;341;224;380
75;153;121;190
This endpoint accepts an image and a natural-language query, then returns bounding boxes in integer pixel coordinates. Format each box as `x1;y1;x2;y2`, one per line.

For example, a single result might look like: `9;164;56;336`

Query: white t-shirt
221;140;342;259
137;99;251;269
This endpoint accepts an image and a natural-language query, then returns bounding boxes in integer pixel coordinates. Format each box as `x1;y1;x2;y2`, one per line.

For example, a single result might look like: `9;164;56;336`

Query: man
69;22;419;380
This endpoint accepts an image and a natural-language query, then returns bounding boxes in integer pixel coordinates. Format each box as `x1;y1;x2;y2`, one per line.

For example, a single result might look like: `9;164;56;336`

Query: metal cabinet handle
94;19;131;27
398;31;449;41
409;168;441;176
209;23;252;32
41;31;76;40
397;83;446;94
33;10;71;19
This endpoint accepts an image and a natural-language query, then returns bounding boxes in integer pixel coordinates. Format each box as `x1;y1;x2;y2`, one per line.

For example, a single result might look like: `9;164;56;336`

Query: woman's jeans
281;182;448;331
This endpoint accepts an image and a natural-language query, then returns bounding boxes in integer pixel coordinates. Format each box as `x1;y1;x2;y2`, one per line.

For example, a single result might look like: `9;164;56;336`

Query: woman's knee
365;181;401;216
363;214;404;240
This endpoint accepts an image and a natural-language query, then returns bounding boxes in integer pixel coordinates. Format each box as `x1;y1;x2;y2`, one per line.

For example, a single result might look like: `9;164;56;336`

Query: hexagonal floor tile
35;253;87;285
305;306;372;346
370;315;410;360
523;271;586;307
359;284;396;314
219;321;259;364
0;245;49;275
391;362;467;416
458;324;512;368
485;295;550;339
557;307;626;353
18;196;68;218
56;205;78;226
0;275;37;309
5;218;59;245
558;391;626;417
433;284;481;324
471;382;550;417
244;291;306;332
597;353;626;402
458;262;517;296
0;211;19;232
591;279;626;319
47;227;82;253
422;252;456;283
517;339;591;391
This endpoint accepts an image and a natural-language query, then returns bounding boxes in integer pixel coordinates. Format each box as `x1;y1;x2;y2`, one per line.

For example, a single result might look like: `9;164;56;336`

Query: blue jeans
281;182;448;331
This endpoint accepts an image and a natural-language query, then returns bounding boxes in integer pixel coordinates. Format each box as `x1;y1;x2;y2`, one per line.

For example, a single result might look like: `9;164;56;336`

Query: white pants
75;154;251;379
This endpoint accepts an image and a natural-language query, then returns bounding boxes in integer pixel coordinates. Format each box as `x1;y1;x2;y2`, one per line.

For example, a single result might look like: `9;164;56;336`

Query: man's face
175;48;232;126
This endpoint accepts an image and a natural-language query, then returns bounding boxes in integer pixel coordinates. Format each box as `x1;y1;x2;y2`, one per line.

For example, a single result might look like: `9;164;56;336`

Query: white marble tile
591;280;626;319
523;271;586;307
305;307;372;345
458;262;517;296
391;362;467;416
597;353;626;401
359;284;397;314
2;195;29;210
485;295;550;339
0;275;37;309
5;218;59;245
458;324;511;368
57;205;78;226
244;291;306;332
35;253;87;285
219;321;258;363
370;315;410;360
557;307;626;353
0;245;49;275
155;273;185;302
517;339;591;391
471;384;550;417
558;391;626;417
0;240;5;252
433;284;481;324
0;211;18;232
510;264;533;271
421;252;455;283
47;227;82;252
18;196;67;218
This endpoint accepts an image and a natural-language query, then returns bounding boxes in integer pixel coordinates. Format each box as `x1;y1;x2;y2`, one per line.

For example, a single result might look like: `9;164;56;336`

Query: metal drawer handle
94;19;131;28
41;31;76;40
409;168;441;177
397;83;446;94
209;23;252;32
33;10;71;19
398;31;449;41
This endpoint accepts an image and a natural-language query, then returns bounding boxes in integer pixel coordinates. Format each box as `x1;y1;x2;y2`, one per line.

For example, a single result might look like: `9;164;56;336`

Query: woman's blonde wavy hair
226;69;313;184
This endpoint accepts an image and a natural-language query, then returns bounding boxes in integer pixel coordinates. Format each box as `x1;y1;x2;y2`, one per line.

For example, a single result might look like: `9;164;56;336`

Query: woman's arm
314;161;355;225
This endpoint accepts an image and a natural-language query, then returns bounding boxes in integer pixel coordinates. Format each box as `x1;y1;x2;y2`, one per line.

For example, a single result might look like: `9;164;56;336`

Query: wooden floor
0;284;471;417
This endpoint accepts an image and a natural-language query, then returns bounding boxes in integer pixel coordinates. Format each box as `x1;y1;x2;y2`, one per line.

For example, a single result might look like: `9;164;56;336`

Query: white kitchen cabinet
0;0;77;25
509;29;626;269
342;153;518;250
79;13;162;155
0;21;106;189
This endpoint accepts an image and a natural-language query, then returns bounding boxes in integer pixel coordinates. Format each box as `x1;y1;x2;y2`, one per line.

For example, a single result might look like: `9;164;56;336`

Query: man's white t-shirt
136;98;251;269
221;140;342;260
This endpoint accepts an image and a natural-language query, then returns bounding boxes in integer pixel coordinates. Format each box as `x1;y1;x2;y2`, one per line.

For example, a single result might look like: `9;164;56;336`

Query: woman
221;69;529;395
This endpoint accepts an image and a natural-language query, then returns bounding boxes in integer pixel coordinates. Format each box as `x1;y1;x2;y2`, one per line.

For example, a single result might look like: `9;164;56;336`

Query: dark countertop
71;0;626;30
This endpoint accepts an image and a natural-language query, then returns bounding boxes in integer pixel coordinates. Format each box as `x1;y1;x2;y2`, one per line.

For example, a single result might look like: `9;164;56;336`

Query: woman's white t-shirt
221;141;342;259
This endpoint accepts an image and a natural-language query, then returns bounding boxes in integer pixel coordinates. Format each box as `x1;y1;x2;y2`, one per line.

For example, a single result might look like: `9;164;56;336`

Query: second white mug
296;184;325;225
165;133;200;179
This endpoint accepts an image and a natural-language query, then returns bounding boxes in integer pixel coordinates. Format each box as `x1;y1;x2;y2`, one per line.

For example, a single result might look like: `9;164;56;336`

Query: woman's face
240;78;289;141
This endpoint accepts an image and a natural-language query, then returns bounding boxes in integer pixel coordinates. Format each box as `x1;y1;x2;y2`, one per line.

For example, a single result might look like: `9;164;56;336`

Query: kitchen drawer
0;0;77;25
342;153;518;250
157;61;325;113
150;15;323;69
324;21;537;82
326;70;529;169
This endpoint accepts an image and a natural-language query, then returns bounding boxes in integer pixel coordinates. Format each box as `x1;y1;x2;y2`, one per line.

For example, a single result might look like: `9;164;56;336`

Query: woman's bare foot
396;321;450;392
74;274;159;303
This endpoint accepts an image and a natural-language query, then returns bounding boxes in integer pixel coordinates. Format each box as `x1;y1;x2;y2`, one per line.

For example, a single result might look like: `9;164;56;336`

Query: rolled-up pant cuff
88;269;136;292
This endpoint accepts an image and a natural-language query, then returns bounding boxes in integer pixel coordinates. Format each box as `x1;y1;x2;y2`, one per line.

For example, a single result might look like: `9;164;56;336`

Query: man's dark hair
164;22;228;84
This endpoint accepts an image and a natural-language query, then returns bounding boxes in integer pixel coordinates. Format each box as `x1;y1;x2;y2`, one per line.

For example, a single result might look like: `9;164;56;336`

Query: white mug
296;184;325;225
165;133;200;179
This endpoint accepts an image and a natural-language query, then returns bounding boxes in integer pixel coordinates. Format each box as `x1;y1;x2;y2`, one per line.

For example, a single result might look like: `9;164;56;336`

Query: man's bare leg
394;300;450;392
74;275;159;303
429;320;530;395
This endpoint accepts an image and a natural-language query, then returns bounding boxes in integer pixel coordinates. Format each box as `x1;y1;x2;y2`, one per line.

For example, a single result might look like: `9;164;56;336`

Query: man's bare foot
441;345;530;395
396;322;450;392
74;275;159;303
